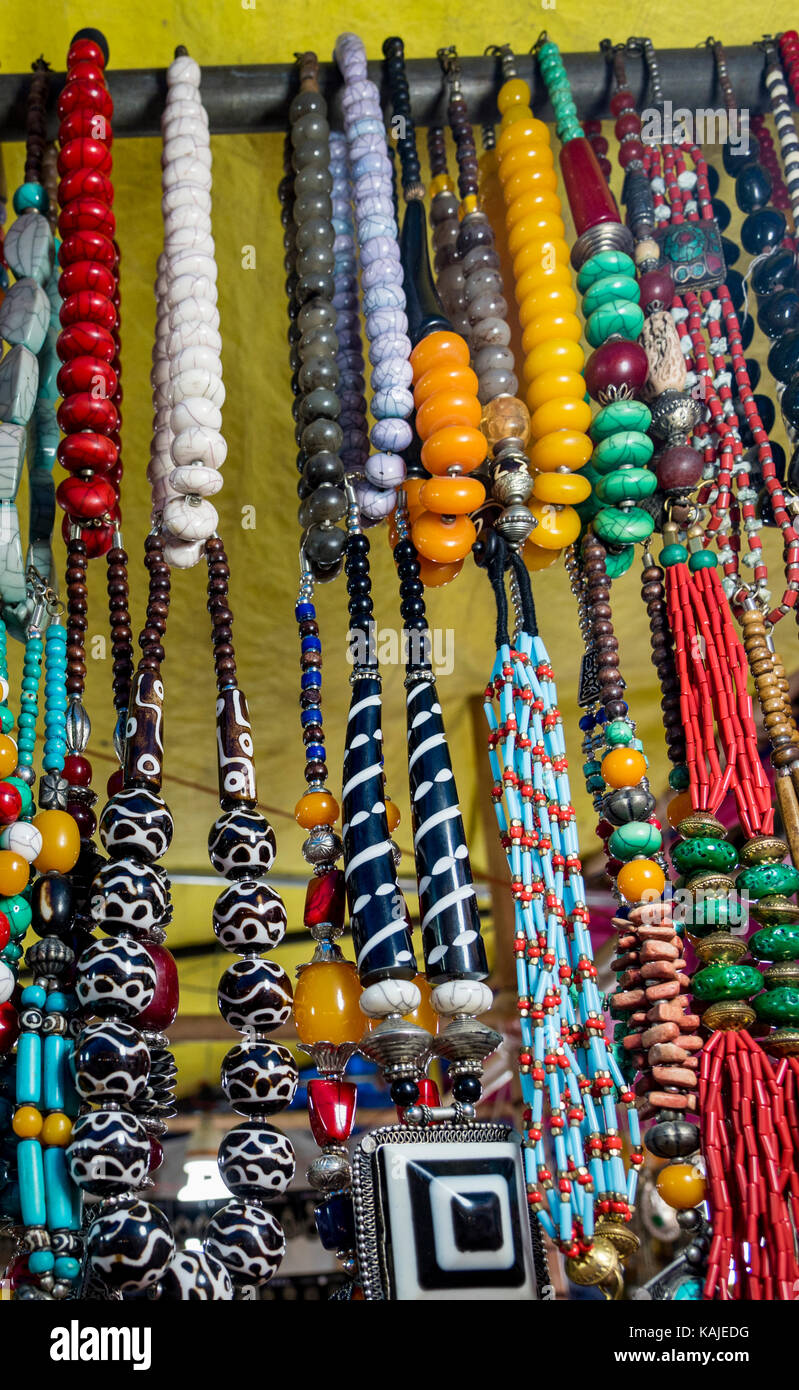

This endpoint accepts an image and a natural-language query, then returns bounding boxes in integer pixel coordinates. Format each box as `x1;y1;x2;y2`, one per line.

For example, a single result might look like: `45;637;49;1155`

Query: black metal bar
0;46;781;141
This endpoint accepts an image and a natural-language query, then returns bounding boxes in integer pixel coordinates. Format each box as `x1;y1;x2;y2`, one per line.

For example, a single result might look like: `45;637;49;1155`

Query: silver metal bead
494;502;535;546
306;1148;351;1194
65;699;91;754
302;826;343;866
38;772;69;810
648;388;702;442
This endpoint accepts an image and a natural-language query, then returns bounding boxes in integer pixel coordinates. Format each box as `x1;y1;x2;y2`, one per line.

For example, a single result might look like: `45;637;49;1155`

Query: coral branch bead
601;747;648;788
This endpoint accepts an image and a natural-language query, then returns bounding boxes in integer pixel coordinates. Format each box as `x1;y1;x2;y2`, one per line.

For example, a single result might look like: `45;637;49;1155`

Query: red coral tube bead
559;137;620;234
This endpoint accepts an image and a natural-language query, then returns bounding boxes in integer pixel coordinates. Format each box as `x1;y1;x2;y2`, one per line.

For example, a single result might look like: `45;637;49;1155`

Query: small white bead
171;397;222;435
171;464;223;496
359;979;421;1018
170;425;227;469
431;980;493;1017
163;494;218;541
0;822;42;862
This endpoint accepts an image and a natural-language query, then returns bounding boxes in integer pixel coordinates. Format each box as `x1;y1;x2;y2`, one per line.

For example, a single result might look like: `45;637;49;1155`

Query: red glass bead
56;357;118;401
615;113;640;139
56;474;117;520
0;1002;19;1054
584;339;648;402
67;802;96;838
590;135;609;156
58;197;115;239
57;79;113;122
60;515;115;556
583;119;602;136
638;266;674;314
59;260;116;300
57;393;119;437
598;157;613;180
64;753;93;787
59;229;116;269
0;912;10;949
106;768;124;798
619;138;646;169
303;868;346;929
60;290;117;332
67;37;107;68
137;943;180;1031
0;783;22;825
59;108;113;148
610;89;635;116
417;1077;441;1107
65;61;107;86
148;1136;164;1173
656;444;704;493
559;137;620;234
307;1078;357;1146
57;430;118;474
57;138;111;177
57;321;116;365
58;167;113;205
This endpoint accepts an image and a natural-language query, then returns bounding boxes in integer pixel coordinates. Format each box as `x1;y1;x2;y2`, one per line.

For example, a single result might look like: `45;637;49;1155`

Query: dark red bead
57;429;118;474
67;802;96;838
656;444;704;493
57;356;118;400
619;138;646;168
148;1136;164;1173
0;783;22;826
0;1003;19;1055
64;753;93;786
0;911;10;949
307;1078;357;1146
610;89;635;116
303;868;346;929
137;943;179;1031
106;768;124;798
614;112;640;139
559;137;620;234
584;338;648;402
638;266;674;314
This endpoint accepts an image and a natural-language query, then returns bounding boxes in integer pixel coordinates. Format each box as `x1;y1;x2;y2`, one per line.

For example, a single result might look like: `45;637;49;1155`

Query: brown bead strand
65;537;88;698
641;557;686;769
446;86;479;200
138;533;171;672
581;534;626;720
205;536;238;694
107;546;134;715
25;58;50;187
427;123;448;181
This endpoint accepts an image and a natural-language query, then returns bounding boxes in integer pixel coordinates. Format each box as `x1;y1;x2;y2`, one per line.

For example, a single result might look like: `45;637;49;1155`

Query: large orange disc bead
420;425;487;477
294;789;340;829
293;960;363;1046
409;329;470;378
420;476;485;514
0;850;29;896
616;859;666;903
412;512;476;562
601;747;648;788
31;810;80;874
416;556;463;587
656;1162;706;1210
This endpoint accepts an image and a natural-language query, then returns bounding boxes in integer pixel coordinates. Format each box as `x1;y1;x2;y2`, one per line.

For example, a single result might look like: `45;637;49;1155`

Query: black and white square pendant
352;1123;538;1300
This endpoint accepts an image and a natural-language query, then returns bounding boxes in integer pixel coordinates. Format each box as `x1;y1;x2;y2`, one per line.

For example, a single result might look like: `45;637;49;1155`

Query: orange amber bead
412;511;476;562
523;339;585;381
528;500;581;549
32;810;80;874
0;735;18;777
528;429;593;473
496;115;550;154
41;1112;72;1147
293;960;363;1046
529;397;592;440
404;477;426;517
385;798;401;832
404;975;439;1034
656;1163;706;1210
13;1105;43;1138
409;330;470;379
416;556;463;587
533;472;591;504
601;747;648;788
519;307;582;344
523;540;560;571
421;425;487;476
667;791;694;828
526;369;586;413
413;363;479;409
514;278;577;318
294;789;340;829
480;395;530;449
498;146;556;187
420;476;485;514
501;166;558;204
516;253;572;304
0;851;29;897
497;78;532;114
507;211;563;256
415;389;482;441
617;858;666;903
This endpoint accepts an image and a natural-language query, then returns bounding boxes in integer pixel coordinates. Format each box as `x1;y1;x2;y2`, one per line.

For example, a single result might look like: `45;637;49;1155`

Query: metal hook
531;31;549;55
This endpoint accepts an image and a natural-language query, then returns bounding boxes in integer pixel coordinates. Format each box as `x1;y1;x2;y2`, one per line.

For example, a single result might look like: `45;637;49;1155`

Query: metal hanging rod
0;46;782;140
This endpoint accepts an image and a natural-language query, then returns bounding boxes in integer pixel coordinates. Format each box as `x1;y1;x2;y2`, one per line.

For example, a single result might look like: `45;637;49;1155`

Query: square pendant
654;220;725;291
352;1122;539;1300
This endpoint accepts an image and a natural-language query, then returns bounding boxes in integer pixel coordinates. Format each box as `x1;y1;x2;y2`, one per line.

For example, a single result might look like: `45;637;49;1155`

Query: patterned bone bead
641;310;687;395
67;1108;150;1196
123;670;165;789
216;687;256;806
208;808;276;878
217;1122;295;1199
90;858;171;937
217;957;293;1033
212;878;287;953
76;936;158;1018
86;1198;175;1292
99;788;174;862
220;1040;298;1117
205;1201;285;1287
74;1020;151;1103
159;1250;233;1301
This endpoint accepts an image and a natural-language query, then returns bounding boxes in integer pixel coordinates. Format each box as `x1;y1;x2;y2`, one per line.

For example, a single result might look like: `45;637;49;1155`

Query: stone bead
86;1199;175;1292
593;505;654;544
595;467;657;504
0;278;50;354
692;963;763;1001
590;399;652;440
585;300;645;348
672;836;738;876
4;213;54;286
608;822;662;861
752;985;799;1024
217;1122;295;1199
656;444;703;493
749;925;799;962
592;429;654;471
584;338;648;402
737;862;799;899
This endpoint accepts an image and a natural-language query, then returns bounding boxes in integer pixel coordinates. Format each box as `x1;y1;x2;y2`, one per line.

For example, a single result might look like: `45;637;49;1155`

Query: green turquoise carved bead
692;963;763;1001
604;545;635;578
683;896;737;932
582;274;640;316
576;250;636;291
585;300;645;348
595;467;658;505
608;822;663;860
752;985;799;1024
737;862;799;899
672;836;738;875
660;543;688;566
605;719;635;746
749;925;799;961
592;430;654;473
590;400;652;441
592;506;654;544
688;550;718;570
